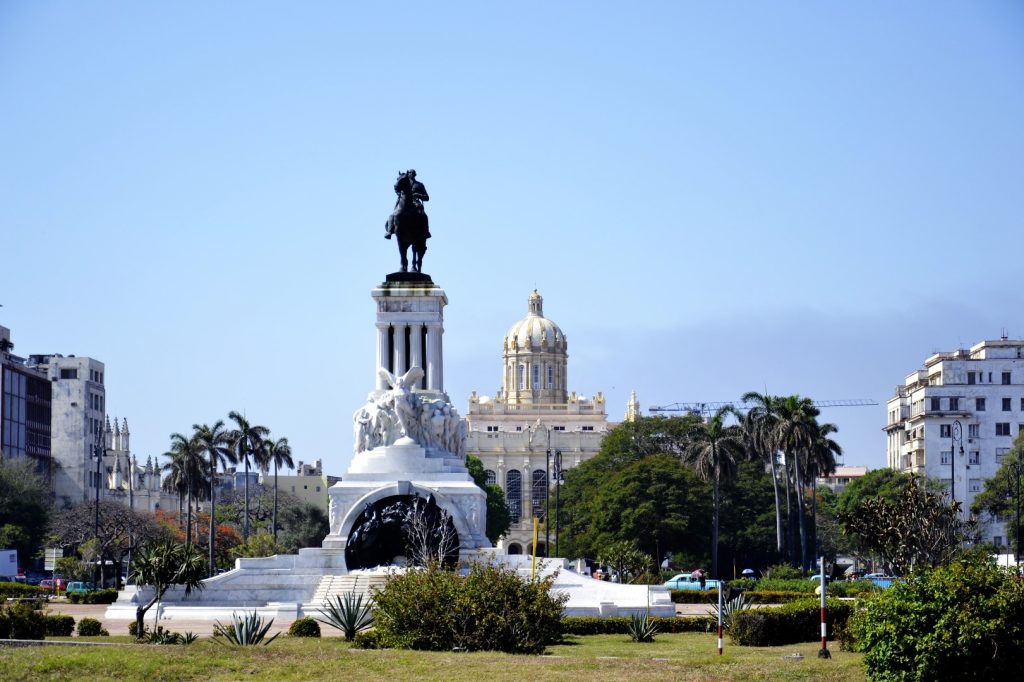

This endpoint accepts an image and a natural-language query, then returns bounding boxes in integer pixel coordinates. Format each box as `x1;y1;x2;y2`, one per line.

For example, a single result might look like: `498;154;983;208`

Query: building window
968;451;980;464
316;486;320;492
968;423;980;438
505;470;522;524
996;447;1010;459
950;397;960;410
484;469;496;486
547;366;553;389
60;368;77;379
486;425;499;432
976;398;986;411
996;423;1011;436
581;426;594;431
969;478;982;492
506;543;522;555
552;426;565;431
994;536;1003;547
515;426;522;432
532;364;539;389
940;450;952;465
968;371;976;385
518;365;525;390
531;469;547;521
1003;372;1011;385
931;397;940;412
940;424;951;438
1003;398;1012;411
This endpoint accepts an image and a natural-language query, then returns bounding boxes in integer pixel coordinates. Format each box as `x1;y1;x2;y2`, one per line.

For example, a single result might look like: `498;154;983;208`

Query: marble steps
310;573;389;606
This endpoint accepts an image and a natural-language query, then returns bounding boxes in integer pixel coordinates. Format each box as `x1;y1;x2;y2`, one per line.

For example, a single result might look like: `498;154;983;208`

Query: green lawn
0;634;865;681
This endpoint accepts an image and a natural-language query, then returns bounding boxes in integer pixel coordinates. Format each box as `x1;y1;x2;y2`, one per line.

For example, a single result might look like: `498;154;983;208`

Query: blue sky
2;2;1022;474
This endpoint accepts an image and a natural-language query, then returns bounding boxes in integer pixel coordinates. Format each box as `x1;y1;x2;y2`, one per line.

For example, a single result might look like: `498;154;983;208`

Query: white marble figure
352;366;465;458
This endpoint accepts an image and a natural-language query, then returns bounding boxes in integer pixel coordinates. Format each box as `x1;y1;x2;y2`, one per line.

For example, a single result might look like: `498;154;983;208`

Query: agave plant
708;592;754;630
181;631;199;645
317;591;374;640
212;611;280;646
627;611;659;643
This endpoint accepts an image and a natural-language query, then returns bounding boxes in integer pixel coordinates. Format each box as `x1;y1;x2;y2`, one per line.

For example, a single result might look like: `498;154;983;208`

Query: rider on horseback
385;169;430;239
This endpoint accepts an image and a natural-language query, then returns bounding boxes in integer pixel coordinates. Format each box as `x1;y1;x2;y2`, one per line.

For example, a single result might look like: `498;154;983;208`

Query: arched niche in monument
344;493;460;570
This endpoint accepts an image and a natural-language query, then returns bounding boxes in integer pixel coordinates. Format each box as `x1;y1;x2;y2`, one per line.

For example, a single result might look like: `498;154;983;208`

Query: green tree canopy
971;432;1024;556
466;454;511;545
0;458;50;563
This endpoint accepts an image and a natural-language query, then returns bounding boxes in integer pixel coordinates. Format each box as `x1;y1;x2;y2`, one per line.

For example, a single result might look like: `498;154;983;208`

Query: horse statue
385;170;430;273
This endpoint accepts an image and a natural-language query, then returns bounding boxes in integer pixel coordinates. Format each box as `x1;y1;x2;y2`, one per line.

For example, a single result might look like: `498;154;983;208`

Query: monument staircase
309;573;390;606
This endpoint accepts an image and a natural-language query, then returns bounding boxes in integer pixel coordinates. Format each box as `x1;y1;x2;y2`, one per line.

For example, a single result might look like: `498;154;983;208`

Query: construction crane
649;398;878;418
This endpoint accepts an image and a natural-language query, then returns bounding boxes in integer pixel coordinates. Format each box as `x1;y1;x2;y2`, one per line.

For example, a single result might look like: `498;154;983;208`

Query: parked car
663;573;721;591
40;578;67;590
863;572;890;580
65;581;95;595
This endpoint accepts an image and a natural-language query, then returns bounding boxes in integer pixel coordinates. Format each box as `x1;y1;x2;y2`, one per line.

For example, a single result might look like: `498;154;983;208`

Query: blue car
663;573;721;591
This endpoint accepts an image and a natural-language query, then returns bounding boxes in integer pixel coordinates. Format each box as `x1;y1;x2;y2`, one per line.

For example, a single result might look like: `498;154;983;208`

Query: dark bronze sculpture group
345;493;458;569
385;169;430;274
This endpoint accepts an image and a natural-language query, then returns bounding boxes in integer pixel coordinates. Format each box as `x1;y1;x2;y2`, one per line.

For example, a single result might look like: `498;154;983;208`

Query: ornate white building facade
465;291;610;555
885;337;1024;547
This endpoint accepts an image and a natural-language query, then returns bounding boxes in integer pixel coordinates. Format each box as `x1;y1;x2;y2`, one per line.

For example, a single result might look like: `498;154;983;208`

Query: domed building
465;290;611;556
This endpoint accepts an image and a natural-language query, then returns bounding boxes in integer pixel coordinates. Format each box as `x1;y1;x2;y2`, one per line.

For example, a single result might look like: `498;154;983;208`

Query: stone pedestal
322;440;490;565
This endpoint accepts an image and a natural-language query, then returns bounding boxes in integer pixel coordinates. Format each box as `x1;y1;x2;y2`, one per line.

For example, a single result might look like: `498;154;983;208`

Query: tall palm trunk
209;456;216;577
273;460;279;541
243;455;250;542
711;452;720;579
781;458;792;562
793;449;808;571
186;471;193;548
768;450;783;555
810;467;819;563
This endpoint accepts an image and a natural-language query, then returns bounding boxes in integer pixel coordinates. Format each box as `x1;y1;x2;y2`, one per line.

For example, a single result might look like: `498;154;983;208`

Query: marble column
375;324;389;390
410;324;424;380
426;324;440;390
394;323;408;376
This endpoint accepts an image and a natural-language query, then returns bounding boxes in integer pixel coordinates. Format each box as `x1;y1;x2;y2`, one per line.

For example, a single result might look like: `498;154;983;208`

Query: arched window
532;364;540;389
547;365;554;389
507;543;522;555
518;365;525;390
506;469;522;524
531;468;547;522
484;469;496;486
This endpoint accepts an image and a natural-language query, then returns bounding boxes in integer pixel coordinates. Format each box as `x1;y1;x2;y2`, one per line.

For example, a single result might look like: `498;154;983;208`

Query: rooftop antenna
1001;327;1008;340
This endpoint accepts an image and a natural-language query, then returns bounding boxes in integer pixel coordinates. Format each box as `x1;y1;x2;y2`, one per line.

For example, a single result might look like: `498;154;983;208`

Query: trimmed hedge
353;629;384;649
0;582;51;600
561;616;714;635
670;589;720;604
730;598;852;647
43;614;75;636
670;589;826;604
67;589;119;604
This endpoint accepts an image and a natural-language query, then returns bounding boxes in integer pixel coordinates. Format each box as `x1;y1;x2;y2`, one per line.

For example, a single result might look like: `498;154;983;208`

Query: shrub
288;616;321;638
627;612;658;642
0;601;46;640
856;557;1024;681
212;611;279;646
76;617;108;636
352;629;384;649
763;563;804;580
144;626;189;644
730;598;852;647
372;561;567;654
43;614;75;637
317;592;373;640
709;593;754;630
561;616;713;635
746;578;817;593
670;589;720;604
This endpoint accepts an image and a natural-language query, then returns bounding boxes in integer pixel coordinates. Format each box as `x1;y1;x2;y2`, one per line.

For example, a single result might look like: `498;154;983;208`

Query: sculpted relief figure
352;365;466;458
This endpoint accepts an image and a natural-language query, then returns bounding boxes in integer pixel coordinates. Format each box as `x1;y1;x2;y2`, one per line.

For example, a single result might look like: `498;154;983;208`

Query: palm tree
161;455;186;523
262;437;294;541
771;395;820;571
228;411;269;542
805;421;842;562
166;432;206;548
681;406;746;579
741;391;785;557
193;421;236;576
129;540;206;638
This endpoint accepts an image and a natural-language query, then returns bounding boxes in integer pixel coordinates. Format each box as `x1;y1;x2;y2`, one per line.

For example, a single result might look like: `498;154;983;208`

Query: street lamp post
93;430;104;587
545;448;551;557
950;420;963;512
553;449;562;558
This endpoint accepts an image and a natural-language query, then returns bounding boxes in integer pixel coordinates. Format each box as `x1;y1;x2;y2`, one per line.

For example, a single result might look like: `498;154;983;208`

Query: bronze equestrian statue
385;169;430;273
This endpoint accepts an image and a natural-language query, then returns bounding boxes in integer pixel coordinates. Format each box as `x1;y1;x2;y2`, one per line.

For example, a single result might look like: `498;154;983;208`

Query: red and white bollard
818;555;831;659
717;580;724;656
